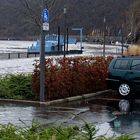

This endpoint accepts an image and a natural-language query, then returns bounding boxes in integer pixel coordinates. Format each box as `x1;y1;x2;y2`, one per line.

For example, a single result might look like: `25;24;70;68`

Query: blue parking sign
42;9;49;23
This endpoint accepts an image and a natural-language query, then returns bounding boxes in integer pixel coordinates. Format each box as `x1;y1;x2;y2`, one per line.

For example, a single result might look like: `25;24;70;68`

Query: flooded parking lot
0;99;115;127
0;92;140;138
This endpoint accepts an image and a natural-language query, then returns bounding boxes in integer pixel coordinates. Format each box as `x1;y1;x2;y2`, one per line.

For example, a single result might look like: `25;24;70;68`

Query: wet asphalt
0;91;140;138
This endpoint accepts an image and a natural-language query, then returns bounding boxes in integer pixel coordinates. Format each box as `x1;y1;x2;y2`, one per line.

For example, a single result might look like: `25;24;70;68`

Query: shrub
0;74;34;99
124;45;140;56
0;122;135;140
32;56;113;100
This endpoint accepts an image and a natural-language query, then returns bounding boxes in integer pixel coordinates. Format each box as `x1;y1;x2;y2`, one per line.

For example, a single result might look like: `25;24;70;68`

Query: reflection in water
1;98;140;138
0;104;34;126
118;99;130;113
109;99;140;138
0;101;115;127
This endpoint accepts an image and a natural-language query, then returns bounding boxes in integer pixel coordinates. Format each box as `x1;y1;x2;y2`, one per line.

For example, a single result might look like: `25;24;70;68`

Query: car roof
116;56;140;60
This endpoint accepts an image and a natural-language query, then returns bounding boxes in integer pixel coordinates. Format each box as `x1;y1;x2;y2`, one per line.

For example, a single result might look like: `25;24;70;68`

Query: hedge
32;56;113;100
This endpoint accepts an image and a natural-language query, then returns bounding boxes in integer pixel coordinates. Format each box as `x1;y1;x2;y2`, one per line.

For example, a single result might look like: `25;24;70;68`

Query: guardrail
0;52;39;59
0;50;83;60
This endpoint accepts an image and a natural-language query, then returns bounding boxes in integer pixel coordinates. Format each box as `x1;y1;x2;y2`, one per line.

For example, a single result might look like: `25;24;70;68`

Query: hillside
0;0;134;39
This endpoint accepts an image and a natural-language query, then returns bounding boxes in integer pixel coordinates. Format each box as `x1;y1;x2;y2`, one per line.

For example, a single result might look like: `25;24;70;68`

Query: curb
0;90;112;106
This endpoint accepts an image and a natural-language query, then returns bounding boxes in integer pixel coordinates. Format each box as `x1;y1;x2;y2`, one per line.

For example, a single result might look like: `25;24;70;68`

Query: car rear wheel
118;83;131;96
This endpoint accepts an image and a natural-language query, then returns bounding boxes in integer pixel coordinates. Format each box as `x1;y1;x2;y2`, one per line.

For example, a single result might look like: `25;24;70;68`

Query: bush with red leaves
32;56;113;100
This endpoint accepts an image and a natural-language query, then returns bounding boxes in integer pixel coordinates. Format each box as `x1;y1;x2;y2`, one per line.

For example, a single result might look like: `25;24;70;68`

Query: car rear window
114;59;129;70
131;60;140;70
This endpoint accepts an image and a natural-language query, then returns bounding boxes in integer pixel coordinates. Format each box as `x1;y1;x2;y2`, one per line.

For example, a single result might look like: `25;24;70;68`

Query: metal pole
121;24;124;56
63;6;67;58
103;17;106;58
58;26;60;51
80;29;83;50
66;27;69;51
40;0;45;102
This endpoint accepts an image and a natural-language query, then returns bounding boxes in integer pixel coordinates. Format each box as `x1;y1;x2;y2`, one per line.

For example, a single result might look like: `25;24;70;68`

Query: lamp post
63;5;67;58
103;16;106;58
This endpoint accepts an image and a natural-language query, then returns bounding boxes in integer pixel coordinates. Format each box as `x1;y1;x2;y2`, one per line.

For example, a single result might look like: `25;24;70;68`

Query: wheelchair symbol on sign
42;9;49;23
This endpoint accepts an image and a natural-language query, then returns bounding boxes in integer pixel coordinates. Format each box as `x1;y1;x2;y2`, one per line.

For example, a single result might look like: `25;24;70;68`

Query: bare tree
19;0;56;28
127;0;140;43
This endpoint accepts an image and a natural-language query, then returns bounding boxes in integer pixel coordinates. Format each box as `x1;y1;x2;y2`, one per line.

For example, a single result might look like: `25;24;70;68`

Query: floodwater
0;40;32;53
0;95;140;138
0;40;122;76
0;100;115;127
0;40;123;55
0;41;138;138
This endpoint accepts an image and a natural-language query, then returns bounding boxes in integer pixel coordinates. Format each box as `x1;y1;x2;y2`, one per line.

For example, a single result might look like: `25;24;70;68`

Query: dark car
106;57;140;96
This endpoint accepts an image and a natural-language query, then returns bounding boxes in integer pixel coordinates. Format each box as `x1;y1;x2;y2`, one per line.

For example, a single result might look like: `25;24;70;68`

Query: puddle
0;101;115;127
0;97;140;138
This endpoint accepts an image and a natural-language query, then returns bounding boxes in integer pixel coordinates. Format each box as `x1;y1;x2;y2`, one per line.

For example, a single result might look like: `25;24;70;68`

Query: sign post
40;7;49;102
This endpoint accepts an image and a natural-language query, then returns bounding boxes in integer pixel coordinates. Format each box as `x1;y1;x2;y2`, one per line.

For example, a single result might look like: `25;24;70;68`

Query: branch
20;0;41;27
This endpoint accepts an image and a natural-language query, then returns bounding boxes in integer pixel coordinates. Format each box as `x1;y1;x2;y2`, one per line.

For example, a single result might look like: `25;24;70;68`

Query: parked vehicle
106;56;140;96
